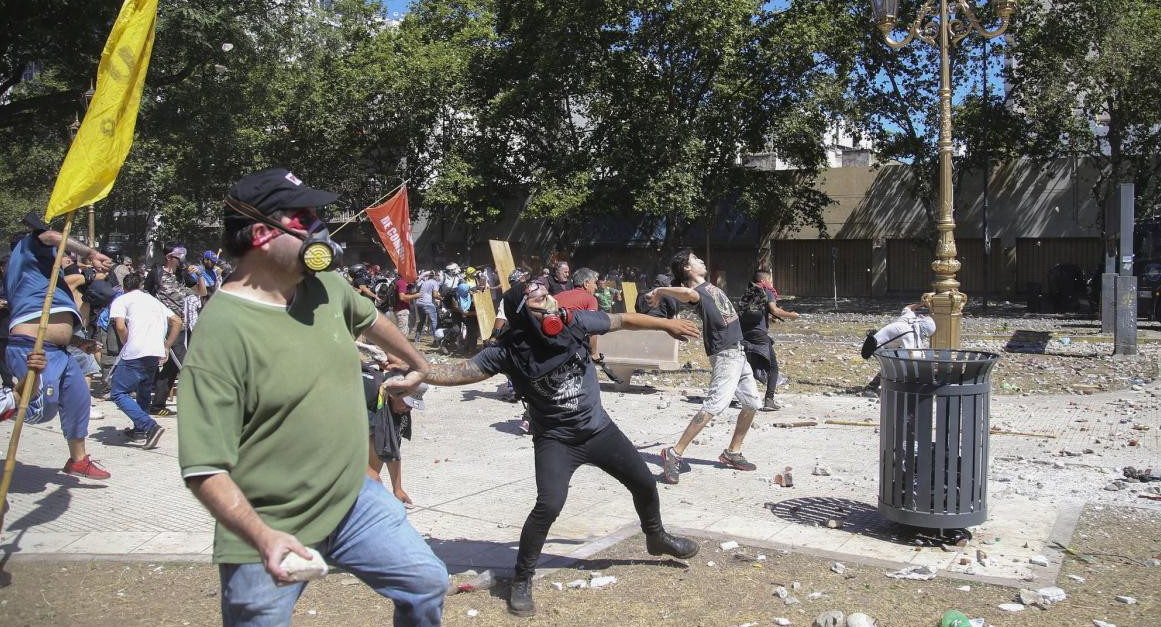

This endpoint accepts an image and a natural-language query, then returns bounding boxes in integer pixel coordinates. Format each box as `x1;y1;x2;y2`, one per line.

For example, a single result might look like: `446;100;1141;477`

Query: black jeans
151;330;187;410
514;423;663;580
745;341;779;400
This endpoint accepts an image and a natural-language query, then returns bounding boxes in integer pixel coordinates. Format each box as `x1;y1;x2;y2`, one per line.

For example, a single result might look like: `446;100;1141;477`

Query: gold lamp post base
925;289;966;349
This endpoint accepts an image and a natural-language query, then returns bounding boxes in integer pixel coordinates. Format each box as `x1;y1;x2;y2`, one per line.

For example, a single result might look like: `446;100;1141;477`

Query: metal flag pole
0;212;77;531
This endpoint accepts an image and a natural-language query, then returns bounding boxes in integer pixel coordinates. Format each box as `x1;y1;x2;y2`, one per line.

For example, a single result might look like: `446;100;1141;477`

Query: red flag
366;185;417;283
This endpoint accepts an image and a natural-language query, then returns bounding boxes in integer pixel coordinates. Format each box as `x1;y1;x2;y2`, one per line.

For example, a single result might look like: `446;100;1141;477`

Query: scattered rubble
885;565;936;580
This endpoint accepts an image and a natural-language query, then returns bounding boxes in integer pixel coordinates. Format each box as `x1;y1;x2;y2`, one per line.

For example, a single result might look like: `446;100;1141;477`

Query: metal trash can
874;348;1001;530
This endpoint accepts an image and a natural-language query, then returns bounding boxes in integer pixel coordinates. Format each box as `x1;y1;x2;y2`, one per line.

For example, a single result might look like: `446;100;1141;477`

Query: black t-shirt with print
693;281;742;356
471;310;612;442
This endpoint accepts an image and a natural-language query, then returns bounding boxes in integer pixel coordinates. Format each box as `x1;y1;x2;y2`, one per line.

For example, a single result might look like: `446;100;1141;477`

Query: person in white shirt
109;272;182;449
861;301;936;391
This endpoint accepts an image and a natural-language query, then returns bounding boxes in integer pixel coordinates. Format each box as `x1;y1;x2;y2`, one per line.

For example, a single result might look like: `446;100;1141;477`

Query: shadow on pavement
489;420;528;436
764;496;916;546
89;425;146;449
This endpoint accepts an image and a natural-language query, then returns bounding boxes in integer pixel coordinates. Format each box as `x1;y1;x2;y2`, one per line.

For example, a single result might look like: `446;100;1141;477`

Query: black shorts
369;405;411;463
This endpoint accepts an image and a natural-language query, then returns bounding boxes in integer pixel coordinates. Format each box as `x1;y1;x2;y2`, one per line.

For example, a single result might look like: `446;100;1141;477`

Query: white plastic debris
756;554;767;561
707;561;716;567
1092;620;1117;627
885;565;936;580
956;585;971;592
1068;574;1086;583
774;619;792;626
466;609;478;617
551;582;563;591
997;603;1026;612
719;540;740;551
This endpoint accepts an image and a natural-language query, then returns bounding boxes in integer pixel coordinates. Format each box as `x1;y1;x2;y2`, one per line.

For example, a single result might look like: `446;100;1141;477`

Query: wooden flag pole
330;179;410;238
0;212;76;531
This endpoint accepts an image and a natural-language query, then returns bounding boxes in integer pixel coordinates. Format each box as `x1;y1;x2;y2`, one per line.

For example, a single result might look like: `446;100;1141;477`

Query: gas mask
518;286;572;336
224;196;343;273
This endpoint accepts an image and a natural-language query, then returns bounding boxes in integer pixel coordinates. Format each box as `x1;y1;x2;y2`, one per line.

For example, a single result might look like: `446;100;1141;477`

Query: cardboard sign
489;240;516;293
472;290;496;340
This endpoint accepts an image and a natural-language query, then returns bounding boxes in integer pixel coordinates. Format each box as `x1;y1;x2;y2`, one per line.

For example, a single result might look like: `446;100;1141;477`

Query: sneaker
123;427;147;442
149;407;174;417
143;425;166;450
776;375;789;387
507;578;535;617
518;419;531;435
63;455;111;480
718;449;757;471
660;447;682;484
646;531;700;559
760;397;783;412
89;405;106;420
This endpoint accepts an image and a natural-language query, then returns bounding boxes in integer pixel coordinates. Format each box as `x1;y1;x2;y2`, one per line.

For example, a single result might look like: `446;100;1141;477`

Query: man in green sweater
177;168;445;626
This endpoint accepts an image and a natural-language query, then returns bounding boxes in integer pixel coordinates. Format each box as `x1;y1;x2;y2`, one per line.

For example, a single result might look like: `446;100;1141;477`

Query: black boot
646;531;700;559
507;578;535;617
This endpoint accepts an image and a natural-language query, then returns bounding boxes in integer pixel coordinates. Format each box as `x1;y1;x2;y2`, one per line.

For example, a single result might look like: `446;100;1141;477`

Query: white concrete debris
831;562;846;575
1114;595;1137;604
808;591;827;600
707;561;716;567
845;613;875;627
466;609;478;617
589;575;617;589
792;581;802;590
813;610;844;627
280;547;328;582
757;554;767;561
774;586;789;599
812;464;831;476
774;619;792;626
566;579;588;589
719;540;739;551
551;582;563;591
997;603;1026;612
1029;555;1051;567
956;585;971;592
885;565;937;580
1092;620;1117;627
1038;586;1067;604
1068;574;1086;583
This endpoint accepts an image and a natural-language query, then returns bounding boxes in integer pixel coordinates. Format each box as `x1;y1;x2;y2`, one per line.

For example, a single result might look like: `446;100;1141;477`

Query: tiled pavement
2;375;1158;588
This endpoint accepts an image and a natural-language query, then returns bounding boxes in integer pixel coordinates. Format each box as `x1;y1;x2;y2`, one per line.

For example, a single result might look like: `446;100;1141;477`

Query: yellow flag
45;0;159;221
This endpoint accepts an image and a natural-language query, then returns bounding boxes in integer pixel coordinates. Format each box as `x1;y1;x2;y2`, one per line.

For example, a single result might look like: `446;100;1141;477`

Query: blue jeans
219;477;446;627
109;356;159;432
412;304;438;342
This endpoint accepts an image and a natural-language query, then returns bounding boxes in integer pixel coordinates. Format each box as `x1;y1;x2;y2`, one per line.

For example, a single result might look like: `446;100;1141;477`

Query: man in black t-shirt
646;248;763;484
545;261;570;295
423;279;701;618
739;270;799;411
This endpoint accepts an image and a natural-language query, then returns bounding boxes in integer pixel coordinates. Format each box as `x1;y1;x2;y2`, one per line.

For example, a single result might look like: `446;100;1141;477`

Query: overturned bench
598;329;680;392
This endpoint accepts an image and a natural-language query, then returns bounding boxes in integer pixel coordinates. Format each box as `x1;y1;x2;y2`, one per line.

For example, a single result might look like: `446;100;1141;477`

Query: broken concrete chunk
589;575;616;589
1028;555;1050;567
831;562;846;575
773;585;789;599
719;540;740;551
1092;620;1117;627
1018;589;1044;606
845;613;874;627
1067;575;1086;583
813;610;844;627
773;619;792;626
812;464;831;476
997;603;1026;612
551;582;563;591
1038;586;1067;604
279;548;328;582
1114;595;1137;604
565;579;588;589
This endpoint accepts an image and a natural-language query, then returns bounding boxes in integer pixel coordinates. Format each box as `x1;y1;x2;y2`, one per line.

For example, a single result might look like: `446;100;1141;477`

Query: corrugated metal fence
772;239;873;297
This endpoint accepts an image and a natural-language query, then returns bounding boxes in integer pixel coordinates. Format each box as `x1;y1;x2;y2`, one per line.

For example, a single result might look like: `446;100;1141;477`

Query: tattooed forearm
691;411;711;426
424;359;491;386
606;314;624;331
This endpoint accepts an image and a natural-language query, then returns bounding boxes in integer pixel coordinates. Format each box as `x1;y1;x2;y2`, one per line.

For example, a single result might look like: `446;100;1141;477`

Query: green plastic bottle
941;610;972;627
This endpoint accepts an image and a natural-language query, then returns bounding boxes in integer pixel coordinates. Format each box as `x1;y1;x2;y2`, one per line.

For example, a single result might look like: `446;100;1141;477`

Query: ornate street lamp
871;0;1016;349
81;83;96;247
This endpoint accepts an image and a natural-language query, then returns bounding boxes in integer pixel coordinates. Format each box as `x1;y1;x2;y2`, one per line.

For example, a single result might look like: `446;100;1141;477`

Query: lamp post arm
956;0;1013;42
877;0;938;49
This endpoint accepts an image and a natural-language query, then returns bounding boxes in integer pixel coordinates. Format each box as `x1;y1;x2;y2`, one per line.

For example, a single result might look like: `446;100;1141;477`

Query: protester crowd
0;168;938;626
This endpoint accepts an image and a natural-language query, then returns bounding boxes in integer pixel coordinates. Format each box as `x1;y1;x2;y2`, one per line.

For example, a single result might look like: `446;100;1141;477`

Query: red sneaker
63;455;111;480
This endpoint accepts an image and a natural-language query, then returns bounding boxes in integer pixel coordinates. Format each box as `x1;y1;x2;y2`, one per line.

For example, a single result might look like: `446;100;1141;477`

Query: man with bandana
423;278;702;617
738;269;798;411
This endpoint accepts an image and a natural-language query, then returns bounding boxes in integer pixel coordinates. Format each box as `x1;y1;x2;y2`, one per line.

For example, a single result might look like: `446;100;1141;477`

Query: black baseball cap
225;167;339;223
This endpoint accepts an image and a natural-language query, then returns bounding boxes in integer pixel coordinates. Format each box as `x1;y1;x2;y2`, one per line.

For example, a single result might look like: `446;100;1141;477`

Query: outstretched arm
607;313;700;341
646;286;698;306
424;358;493;386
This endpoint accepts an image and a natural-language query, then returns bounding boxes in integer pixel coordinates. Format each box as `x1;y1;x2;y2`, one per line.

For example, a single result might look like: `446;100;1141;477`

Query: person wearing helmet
423;279;703;617
348;263;377;303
